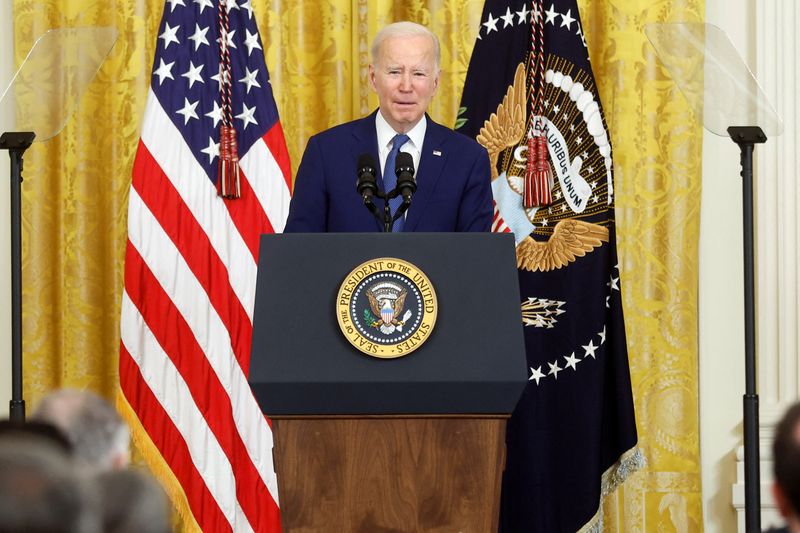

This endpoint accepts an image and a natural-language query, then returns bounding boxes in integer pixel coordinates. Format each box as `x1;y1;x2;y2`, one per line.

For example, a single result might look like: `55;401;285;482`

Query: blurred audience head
95;468;171;533
0;435;97;533
32;389;130;472
773;402;800;532
0;419;73;455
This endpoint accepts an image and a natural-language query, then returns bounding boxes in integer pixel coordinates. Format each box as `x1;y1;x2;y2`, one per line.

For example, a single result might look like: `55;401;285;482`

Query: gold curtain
12;0;703;530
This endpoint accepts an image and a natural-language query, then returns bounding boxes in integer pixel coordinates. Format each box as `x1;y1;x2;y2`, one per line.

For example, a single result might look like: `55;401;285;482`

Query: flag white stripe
239;137;291;233
140;89;258;320
127;188;280;504
120;292;254;533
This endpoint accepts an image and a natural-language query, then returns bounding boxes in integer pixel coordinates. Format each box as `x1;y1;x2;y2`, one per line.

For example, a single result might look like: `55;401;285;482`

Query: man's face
369;34;440;133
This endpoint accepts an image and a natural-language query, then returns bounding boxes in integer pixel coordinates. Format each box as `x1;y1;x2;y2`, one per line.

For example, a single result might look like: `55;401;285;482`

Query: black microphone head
394;152;416;198
395;152;415;177
356;153;378;198
358;153;377;175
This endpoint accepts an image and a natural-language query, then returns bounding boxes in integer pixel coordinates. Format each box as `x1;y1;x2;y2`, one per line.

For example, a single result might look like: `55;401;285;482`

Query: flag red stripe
119;343;231;533
262;122;293;193
132;142;254;371
123;242;279;530
225;165;275;263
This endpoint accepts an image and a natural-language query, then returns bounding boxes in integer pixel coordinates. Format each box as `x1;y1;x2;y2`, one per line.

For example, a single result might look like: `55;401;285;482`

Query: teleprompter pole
1;132;35;422
728;126;767;533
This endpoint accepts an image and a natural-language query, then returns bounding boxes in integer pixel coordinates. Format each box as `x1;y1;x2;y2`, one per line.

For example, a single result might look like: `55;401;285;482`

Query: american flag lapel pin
433;150;442;156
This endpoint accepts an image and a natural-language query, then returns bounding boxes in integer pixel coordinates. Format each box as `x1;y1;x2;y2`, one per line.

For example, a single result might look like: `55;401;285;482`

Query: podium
249;233;528;532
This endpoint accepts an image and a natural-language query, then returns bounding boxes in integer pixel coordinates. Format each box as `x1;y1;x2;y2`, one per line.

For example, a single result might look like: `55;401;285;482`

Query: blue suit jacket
284;111;493;232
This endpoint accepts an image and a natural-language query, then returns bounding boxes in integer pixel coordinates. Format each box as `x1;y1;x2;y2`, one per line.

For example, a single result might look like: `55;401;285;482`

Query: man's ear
774;482;792;518
368;64;377;93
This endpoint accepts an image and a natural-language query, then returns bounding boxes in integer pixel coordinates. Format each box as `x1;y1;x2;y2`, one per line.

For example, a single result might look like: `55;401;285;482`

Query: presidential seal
336;258;437;358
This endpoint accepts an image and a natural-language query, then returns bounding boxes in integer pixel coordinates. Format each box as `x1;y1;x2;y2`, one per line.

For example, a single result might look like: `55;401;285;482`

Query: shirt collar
375;110;427;152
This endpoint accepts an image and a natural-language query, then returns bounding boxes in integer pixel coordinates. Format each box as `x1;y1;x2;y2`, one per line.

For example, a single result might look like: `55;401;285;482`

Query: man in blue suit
285;21;493;233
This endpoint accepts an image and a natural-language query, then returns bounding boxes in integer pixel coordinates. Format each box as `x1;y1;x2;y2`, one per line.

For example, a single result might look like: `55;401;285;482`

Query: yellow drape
12;0;703;529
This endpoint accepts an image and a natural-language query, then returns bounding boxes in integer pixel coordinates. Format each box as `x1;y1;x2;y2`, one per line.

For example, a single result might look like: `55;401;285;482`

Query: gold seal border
336;257;438;359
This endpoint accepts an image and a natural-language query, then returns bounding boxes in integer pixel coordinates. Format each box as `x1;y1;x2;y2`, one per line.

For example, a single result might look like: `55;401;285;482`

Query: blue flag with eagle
457;1;643;530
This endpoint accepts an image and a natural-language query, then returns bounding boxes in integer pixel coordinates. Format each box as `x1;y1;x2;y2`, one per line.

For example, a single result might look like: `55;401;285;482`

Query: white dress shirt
375;110;426;179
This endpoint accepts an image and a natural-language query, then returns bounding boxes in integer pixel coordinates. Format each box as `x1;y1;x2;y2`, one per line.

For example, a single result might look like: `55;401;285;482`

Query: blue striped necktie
383;134;409;232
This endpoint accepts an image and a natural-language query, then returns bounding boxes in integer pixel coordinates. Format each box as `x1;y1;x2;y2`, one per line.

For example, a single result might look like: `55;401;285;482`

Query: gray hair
370;21;441;70
33;389;130;472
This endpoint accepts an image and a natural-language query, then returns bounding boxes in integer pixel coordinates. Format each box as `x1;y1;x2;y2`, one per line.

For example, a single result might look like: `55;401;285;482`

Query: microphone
394;152;416;201
356;153;378;202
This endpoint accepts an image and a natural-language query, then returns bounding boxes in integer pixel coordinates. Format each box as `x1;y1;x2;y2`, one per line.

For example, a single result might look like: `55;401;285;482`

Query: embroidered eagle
476;62;609;272
516;219;608;272
367;289;407;326
477;62;527;182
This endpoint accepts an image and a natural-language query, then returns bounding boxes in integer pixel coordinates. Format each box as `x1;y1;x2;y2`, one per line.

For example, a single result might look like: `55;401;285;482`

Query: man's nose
399;73;412;91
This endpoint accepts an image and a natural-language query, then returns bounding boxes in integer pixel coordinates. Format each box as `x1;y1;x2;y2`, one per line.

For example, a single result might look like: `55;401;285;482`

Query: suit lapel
403;117;448;232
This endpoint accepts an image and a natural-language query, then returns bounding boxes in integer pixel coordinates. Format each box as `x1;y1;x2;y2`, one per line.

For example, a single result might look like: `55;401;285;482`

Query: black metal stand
363;189;411;233
1;131;35;422
728;126;767;533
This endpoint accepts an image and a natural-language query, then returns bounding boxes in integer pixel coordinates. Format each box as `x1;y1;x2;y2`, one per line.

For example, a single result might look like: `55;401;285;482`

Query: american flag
118;0;291;530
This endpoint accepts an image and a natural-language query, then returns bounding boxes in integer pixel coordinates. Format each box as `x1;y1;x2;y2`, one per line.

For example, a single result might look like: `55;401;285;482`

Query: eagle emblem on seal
365;282;412;334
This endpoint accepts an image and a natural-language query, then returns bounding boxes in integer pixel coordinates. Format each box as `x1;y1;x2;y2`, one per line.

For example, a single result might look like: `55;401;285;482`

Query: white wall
0;0;14;418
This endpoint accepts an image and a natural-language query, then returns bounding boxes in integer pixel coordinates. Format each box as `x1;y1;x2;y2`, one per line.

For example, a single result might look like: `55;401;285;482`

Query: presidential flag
457;1;642;530
118;0;291;530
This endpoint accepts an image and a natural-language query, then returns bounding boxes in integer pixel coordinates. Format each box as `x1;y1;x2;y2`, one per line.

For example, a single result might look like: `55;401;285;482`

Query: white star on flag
205;101;223;127
608;275;620;291
176;97;199;124
236;102;258;129
153;58;175;85
159;22;180;49
545;4;558;25
529;366;546;385
500;7;515;28
200;137;219;163
564;352;581;371
244;29;262;56
239;67;261;94
241;0;254;19
221;29;237;49
561;9;576;30
167;0;185;12
182;61;205;89
599;326;607;344
517;4;530;24
483;13;499;34
193;0;213;13
188;24;209;50
548;360;563;379
582;340;598;359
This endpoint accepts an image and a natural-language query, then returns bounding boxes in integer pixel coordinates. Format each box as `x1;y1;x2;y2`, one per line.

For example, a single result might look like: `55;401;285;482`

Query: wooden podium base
272;416;507;533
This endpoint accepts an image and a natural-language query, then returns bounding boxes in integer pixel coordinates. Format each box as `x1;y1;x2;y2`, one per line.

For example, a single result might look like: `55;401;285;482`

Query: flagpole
1;131;35;422
728;125;767;533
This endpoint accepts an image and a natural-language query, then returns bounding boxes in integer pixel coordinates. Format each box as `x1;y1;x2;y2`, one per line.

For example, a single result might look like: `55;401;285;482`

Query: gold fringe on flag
116;389;202;533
